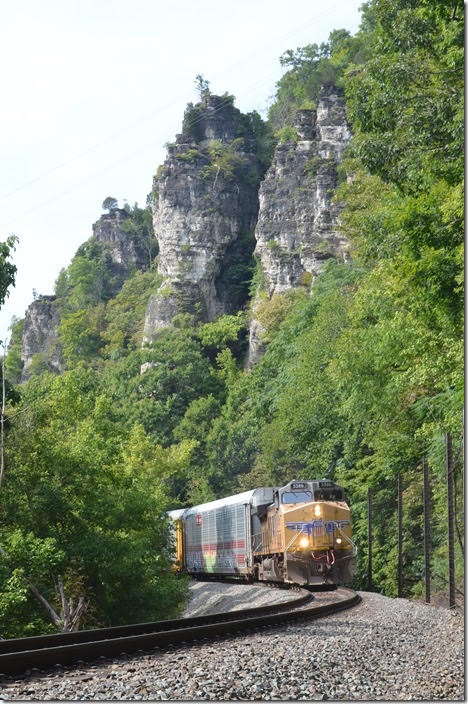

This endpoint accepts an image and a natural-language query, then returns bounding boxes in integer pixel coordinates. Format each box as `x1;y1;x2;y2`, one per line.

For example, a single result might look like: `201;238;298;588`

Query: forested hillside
0;0;463;636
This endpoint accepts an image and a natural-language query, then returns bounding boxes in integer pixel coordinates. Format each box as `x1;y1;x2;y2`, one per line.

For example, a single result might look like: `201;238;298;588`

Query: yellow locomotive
168;479;355;586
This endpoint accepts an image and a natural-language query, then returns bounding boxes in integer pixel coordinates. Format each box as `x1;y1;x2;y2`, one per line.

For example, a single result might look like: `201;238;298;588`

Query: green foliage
182;95;273;180
275;126;298;144
198;313;245;351
106;327;221;447
254;289;307;343
175;149;203;163
102;196;118;212
5;316;24;384
344;0;463;192
0;530;66;637
249;259;265;298
119;202;158;269
2;1;464;632
304;156;323;178
182;102;205;142
54;238;112;314
173;394;221;504
194;74;210;100
103;269;162;356
242;111;275;175
199;139;248;183
268;29;369;129
55;203;156;322
0;368;188;635
0;235;18;313
59;306;105;366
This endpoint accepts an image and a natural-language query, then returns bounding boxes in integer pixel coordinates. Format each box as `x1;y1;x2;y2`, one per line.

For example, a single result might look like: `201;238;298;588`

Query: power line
0;1;347;205
1;69;280;228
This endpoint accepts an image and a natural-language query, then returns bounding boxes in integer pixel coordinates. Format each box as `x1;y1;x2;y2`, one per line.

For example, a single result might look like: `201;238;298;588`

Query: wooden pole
367;488;372;591
446;433;456;608
397;473;403;598
422;458;431;603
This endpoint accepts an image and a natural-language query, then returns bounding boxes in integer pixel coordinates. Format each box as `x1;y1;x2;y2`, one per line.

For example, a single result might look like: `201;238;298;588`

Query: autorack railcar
168;479;355;586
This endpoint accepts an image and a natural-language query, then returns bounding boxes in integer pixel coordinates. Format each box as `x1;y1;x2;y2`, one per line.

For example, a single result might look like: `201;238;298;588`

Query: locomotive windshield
282;491;313;504
314;488;345;501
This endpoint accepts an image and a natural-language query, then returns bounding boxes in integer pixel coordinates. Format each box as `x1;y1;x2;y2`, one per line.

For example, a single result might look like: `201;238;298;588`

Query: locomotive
168;479;356;586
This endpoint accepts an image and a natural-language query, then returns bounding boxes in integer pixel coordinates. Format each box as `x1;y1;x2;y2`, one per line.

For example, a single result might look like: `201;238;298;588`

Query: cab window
314;489;344;501
282;491;313;504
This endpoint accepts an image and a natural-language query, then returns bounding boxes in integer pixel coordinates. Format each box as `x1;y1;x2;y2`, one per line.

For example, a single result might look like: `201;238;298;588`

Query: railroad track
0;586;360;677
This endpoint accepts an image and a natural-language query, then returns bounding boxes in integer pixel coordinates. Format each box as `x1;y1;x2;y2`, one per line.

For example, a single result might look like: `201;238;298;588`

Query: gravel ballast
182;581;300;617
0;584;463;701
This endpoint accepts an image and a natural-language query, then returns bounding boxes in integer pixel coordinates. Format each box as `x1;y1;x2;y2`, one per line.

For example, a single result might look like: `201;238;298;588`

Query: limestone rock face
246;311;266;368
143;95;261;344
254;87;350;295
92;208;151;296
248;86;351;365
20;296;62;382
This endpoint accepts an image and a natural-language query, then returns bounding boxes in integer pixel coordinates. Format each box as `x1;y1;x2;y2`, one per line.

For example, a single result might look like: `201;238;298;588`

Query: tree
106;326;222;447
102;197;118;212
345;0;463;192
194;74;210;100
0;236;17;310
5;317;24;385
119;202;158;270
0;368;188;636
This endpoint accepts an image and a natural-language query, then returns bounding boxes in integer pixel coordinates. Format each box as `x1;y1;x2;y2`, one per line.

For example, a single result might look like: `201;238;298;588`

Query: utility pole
446;433;456;608
423;458;431;603
367;488;372;591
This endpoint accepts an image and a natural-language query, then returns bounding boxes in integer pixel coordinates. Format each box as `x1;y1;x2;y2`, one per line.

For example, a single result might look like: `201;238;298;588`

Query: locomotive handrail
285;527;306;551
335;523;357;557
251;532;264;552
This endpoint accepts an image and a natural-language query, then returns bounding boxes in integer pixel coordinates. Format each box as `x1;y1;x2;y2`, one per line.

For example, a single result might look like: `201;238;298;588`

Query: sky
0;0;364;343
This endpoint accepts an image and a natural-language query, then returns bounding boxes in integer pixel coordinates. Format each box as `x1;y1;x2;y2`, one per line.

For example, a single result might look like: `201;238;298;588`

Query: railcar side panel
184;500;252;575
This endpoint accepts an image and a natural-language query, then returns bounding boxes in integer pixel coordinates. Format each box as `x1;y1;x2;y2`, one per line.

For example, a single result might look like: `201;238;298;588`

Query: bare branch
70;597;88;632
28;583;62;628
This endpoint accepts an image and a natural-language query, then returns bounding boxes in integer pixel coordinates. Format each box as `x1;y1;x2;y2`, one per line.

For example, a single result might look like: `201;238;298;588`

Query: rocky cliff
143;95;261;344
92;207;152;296
17;87;350;378
248;86;350;365
20;296;62;382
19;209;153;381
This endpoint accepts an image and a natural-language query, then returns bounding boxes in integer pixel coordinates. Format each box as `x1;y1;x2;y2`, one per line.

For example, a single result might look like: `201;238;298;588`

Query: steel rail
0;587;312;655
0;588;360;677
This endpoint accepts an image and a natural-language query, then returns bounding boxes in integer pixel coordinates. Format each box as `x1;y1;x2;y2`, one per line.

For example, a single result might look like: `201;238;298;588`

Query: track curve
0;587;360;677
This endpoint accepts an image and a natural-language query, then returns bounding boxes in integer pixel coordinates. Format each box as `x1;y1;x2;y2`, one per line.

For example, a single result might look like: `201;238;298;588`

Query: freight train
168;479;356;586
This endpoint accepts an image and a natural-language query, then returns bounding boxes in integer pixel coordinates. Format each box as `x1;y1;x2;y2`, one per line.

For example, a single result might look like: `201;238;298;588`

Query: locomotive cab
255;479;356;586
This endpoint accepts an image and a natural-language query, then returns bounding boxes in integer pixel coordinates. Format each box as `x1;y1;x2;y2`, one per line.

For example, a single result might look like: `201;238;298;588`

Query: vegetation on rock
0;0;463;636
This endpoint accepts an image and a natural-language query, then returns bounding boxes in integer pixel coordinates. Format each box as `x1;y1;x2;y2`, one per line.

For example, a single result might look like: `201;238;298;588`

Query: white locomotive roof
175;488;273;517
167;509;185;520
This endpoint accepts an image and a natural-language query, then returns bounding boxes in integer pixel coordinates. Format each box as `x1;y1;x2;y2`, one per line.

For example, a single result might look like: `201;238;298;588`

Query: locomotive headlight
314;504;321;517
335;537;342;545
299;537;309;548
